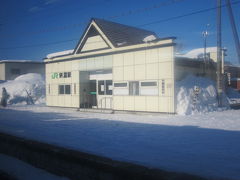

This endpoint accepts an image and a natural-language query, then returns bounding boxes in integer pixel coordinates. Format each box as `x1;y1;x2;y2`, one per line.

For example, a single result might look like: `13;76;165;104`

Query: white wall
112;46;175;113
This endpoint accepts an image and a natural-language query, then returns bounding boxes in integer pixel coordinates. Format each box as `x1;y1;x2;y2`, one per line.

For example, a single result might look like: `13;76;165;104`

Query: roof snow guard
73;18;158;54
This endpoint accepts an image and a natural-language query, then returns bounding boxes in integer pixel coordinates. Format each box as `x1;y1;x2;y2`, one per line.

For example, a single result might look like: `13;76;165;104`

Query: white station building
45;18;208;113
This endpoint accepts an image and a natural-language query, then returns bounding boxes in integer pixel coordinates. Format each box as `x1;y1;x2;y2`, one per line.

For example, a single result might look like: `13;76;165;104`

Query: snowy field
0;105;240;180
0;153;69;180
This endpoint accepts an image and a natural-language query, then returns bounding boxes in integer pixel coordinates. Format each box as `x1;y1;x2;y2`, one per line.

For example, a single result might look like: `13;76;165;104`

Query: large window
129;81;139;95
140;81;158;96
59;84;71;95
98;80;112;95
113;82;128;95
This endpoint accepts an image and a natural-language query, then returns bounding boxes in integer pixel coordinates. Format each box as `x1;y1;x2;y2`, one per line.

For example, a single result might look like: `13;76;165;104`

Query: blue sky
0;0;239;64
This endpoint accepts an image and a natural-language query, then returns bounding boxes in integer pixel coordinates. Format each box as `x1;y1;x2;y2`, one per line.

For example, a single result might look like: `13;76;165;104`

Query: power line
138;0;240;27
0;39;78;50
1;0;186;39
0;0;112;25
106;0;186;19
0;0;239;50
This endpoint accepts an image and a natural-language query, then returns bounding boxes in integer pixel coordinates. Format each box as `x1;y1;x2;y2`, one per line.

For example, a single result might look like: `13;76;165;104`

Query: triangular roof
74;18;158;54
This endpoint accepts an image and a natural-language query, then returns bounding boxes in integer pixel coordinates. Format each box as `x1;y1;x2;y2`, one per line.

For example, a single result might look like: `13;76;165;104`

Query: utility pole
217;0;223;106
225;0;240;64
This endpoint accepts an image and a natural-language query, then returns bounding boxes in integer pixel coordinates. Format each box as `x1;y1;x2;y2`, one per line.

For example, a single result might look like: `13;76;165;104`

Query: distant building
0;60;45;81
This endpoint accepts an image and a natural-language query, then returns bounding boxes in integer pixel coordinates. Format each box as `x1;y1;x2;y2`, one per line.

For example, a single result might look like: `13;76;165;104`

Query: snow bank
176;76;229;115
0;73;45;105
143;35;157;42
47;49;73;59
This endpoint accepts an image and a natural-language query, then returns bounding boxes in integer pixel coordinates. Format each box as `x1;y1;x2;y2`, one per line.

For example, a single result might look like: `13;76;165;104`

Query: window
64;72;68;78
58;84;71;95
65;85;71;94
129;81;139;95
140;81;158;96
98;80;105;95
67;72;71;78
113;82;128;95
48;84;50;94
59;85;65;94
141;81;157;87
161;80;165;94
106;80;112;95
11;68;20;75
114;82;127;87
98;80;112;95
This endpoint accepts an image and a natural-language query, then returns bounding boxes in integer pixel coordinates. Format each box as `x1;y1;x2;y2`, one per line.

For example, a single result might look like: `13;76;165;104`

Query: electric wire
0;0;239;50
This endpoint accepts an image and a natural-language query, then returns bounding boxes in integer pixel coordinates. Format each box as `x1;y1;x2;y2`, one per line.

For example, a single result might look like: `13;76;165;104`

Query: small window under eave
76;26;111;54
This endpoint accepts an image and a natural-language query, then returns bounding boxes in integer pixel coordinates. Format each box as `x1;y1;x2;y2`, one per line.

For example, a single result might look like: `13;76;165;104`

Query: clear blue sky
0;0;239;64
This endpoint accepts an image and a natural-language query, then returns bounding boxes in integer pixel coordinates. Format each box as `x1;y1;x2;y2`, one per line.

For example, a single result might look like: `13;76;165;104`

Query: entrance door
89;80;97;107
97;80;113;109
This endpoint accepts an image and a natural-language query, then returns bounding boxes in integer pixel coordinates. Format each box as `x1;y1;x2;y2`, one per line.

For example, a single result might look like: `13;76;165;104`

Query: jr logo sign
51;73;59;79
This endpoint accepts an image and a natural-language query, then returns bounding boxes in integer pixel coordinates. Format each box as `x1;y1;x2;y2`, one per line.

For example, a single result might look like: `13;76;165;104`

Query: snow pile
143;35;157;42
177;47;217;59
0;73;45;105
46;49;73;59
176;75;229;115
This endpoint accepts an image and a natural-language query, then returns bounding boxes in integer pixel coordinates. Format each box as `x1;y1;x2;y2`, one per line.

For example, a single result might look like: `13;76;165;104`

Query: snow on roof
177;47;217;59
143;35;157;42
46;49;74;59
0;60;43;64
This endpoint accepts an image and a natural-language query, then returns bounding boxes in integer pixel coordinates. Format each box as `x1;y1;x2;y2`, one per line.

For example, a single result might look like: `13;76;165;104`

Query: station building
45;18;210;113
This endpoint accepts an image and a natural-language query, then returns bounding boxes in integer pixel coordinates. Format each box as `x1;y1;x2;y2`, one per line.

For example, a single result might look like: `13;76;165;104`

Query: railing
98;97;113;110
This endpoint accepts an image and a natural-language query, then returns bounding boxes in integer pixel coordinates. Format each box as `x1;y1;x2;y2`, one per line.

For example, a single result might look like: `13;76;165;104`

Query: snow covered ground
0;153;69;180
0;105;240;180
